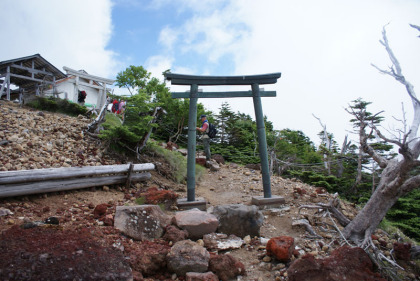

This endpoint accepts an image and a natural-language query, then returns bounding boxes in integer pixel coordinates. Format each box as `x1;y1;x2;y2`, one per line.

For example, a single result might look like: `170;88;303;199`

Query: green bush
146;141;205;184
386;189;420;242
311;180;331;189
26;97;87;116
211;143;259;165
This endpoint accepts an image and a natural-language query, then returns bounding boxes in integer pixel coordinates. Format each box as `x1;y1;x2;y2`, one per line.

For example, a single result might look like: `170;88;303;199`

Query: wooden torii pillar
164;72;284;209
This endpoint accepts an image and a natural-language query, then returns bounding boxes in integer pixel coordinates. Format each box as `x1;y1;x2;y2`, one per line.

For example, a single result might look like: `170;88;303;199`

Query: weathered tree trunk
344;24;420;246
343;161;400;244
337;135;350;178
87;100;110;133
313;115;331;174
408;103;420;144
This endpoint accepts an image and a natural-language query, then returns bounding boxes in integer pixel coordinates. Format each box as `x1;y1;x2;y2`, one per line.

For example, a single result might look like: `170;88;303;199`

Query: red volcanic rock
266;236;295;262
208;254;246;281
315;187;326;194
196;157;207;166
287;246;387;281
126;239;171;277
294;187;307;195
93;203;109;219
163;225;189;243
393;242;411;261
103;214;114;226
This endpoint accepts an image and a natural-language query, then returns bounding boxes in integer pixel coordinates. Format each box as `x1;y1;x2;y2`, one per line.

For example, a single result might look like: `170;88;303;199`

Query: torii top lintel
164;72;281;86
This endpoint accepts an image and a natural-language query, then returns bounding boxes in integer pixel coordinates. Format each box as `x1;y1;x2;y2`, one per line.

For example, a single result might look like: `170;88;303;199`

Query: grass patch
379;218;418;244
135;196;165;211
103;112;123;129
146;141;205;184
135;197;146;205
26;97;87;116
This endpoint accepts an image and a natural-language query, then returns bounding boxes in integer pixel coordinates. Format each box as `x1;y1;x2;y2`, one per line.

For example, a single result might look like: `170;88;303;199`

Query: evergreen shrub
26;97;87;116
146;141;205;184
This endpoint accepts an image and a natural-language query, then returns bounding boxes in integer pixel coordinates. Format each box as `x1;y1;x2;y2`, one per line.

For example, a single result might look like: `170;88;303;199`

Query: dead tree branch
292;219;323;239
299;194;351;227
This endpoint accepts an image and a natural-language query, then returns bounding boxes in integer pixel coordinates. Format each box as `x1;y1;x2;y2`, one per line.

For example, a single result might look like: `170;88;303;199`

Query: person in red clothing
196;114;211;160
112;99;119;114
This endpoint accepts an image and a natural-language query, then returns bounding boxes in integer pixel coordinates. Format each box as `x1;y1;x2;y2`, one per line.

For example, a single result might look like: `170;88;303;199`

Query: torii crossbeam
165;72;284;209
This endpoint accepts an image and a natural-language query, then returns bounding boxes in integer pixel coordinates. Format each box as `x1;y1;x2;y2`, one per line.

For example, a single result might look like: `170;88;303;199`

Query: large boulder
287;246;387;281
173;208;219;239
114;205;171;241
210;204;263;237
266;236;295;262
167;240;210;276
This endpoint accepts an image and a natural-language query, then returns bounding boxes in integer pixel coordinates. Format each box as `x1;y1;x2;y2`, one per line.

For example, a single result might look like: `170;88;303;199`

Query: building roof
0;54;67;89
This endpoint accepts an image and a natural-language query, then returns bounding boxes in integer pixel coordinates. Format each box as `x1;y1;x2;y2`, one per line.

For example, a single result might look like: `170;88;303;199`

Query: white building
53;66;115;110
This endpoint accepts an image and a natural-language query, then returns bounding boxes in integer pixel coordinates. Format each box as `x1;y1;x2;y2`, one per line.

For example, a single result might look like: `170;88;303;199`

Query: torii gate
164;72;285;209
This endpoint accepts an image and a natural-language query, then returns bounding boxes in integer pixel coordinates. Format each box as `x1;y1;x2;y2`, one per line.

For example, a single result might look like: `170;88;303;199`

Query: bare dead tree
313;114;332;174
169;116;184;143
342;24;420;247
337;135;351;178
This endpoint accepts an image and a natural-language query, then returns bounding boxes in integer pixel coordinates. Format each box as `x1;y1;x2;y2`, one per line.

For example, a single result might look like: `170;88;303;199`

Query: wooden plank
9;73;55;85
10;64;54;76
0;163;155;185
63;66;115;84
164;72;281;86
171;90;276;99
0;172;151;198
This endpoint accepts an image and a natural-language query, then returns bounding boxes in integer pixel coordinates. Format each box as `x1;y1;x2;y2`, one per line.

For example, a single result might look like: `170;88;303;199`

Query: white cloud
145;55;173;81
158;26;179;50
153;0;420;145
1;0;117;79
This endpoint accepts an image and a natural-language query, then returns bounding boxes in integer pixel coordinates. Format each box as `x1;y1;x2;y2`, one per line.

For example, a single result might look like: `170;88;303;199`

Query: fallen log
0;172;151;198
0;163;155;185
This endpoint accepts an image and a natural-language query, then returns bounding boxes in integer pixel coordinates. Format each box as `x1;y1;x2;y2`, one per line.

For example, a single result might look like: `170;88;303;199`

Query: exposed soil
0;100;418;281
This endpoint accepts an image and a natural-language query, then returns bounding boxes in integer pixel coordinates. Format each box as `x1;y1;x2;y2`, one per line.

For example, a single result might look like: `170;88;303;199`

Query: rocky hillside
0;100;419;281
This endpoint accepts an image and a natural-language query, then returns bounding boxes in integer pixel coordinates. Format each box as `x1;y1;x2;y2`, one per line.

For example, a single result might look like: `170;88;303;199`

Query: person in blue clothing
196;114;211;161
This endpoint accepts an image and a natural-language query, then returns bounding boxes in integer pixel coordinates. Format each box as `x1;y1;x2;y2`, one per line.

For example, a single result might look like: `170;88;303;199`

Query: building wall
54;78;102;109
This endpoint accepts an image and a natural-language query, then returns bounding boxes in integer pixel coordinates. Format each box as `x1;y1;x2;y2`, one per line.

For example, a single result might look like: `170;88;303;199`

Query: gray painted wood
164;72;281;85
0;163;155;185
171;90;276;98
0;172;151;198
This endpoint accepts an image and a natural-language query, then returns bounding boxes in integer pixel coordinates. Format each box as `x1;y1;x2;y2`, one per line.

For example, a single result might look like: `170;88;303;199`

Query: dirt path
195;163;310;280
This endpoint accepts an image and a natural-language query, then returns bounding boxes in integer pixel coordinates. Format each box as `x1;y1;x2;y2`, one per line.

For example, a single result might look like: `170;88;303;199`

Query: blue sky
1;0;420;147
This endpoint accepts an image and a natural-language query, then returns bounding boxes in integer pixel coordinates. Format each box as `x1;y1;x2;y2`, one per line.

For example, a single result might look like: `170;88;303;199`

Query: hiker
78;90;87;106
118;99;125;114
119;100;126;120
196;114;211;161
112;99;119;114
